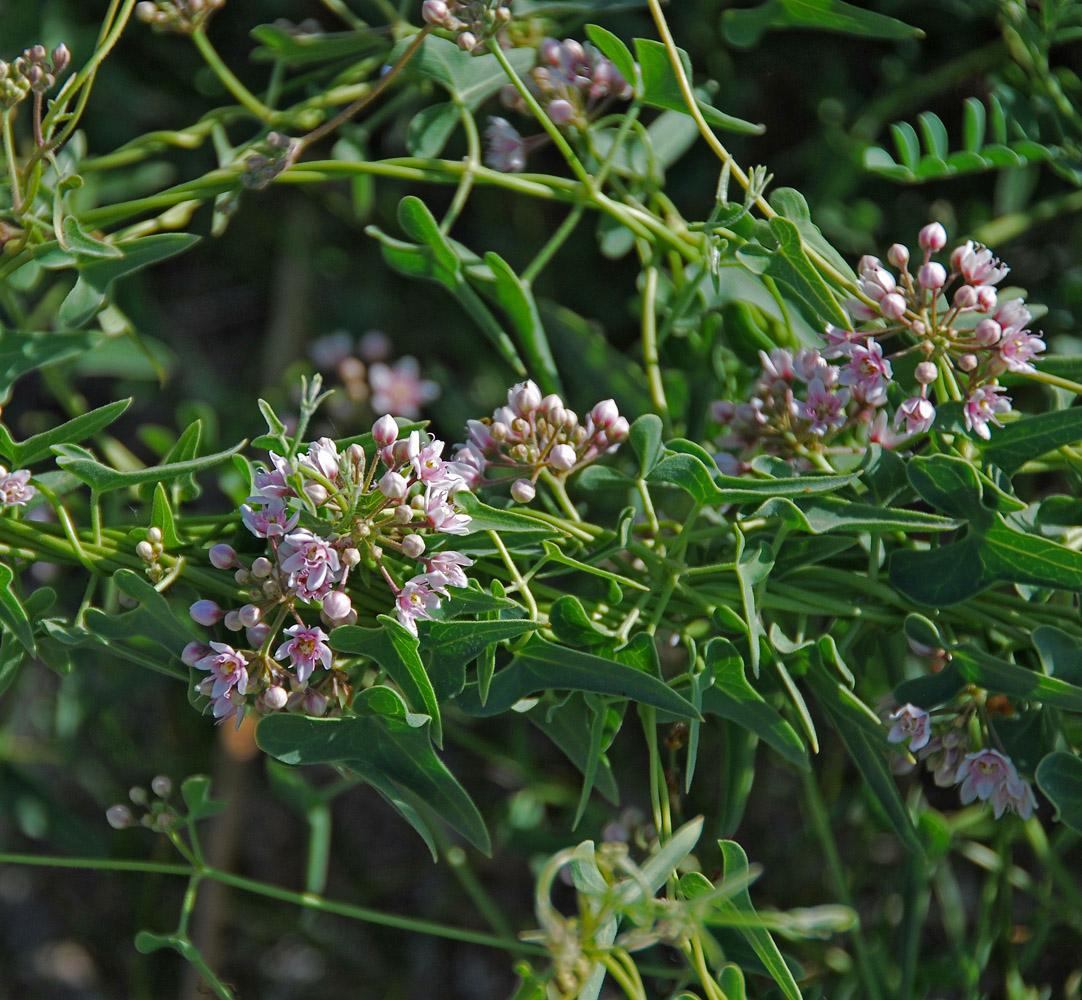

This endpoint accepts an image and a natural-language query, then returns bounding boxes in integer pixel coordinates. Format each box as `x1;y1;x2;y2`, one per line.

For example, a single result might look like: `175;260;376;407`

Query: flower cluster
422;0;512;53
184;406;477;723
713;225;1042;466
885;702;1037;820
485;38;633;173
449;379;629;502
0;44;69;109
135;0;225;33
0;465;36;508
106;776;177;832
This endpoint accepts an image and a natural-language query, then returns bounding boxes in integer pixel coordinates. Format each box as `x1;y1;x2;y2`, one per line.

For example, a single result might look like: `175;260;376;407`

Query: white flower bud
887;243;910;268
511;479;536;503
234;568;250;585
246;623;270;647
549;443;577;471
953;285;978;309
181;641;208;666
189;600;221;627
342;547;361;567
136;540;156;562
238;604;261;628
322;590;352;621
919;222;947;252
879;293;907;320
263;685;288;710
106;805;134;829
251;556;272;578
223;610;243;632
914;362;938;385
401;533;426;558
957;353;979;372
146;526;162;544
918;262;946;290
209;543;235;569
373;414;398;447
151;776;172;798
379;470;408;499
975;319;1002;346
395;504;414;523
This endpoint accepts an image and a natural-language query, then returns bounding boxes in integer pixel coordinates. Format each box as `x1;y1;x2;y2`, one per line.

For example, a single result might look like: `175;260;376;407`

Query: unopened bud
549;443;577;471
547;99;575;125
976;287;997;312
975;319;1002;346
50;44;70;74
129;786;148;805
238;604;261;628
589;399;619;429
146;526;162;544
251;556;272;578
394;504;414;523
953;285;978;309
209;543;236;569
880;293;907;320
305;482;329;506
223;610;243;632
151;776;172;799
511;479;536;503
342;547;361;567
379;470;408;500
887;243;910;268
136;540;156;562
234;568;250;585
919;222;947;252
422;0;449;24
246;623;270;646
918;262;946;290
490;421;508;441
264;685;288;710
373;414;398;447
457;31;477;52
189;600;222;627
957;353;979;372
914;361;938;385
106;805;134;829
608;416;630;442
322;590;352;621
401;533;426;558
182;641;208;666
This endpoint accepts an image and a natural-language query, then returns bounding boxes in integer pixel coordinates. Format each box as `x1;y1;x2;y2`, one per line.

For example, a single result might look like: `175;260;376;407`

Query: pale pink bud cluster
135;0;225;33
0;43;69;108
422;0;512;52
956;749;1037;819
448;380;628;500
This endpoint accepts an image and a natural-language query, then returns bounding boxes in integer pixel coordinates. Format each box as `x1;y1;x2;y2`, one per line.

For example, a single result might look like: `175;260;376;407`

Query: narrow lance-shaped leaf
52;439;246;493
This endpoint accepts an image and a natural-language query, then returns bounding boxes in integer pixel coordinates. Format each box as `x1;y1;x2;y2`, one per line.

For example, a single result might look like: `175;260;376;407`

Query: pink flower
484;116;527;173
964;384;1012;440
955;749;1035;818
300;437;340;482
893;396;936;435
368;357;439;418
395;577;442;635
425;550;473;591
0;467;35;507
951;240;1009;286
241;498;299;538
758;348;795;383
822;324;862;359
275;624;332;684
423;486;472;535
999;331;1045;374
280;529;342;598
447;444;485;489
887;704;931;752
802;378;850;435
994;298;1032;337
251;452;295;500
857;257;896;302
194;642;249;699
840;341;893;406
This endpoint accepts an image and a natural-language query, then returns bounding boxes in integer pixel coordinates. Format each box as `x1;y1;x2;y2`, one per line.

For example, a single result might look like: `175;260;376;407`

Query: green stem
190;28;276;122
488;529;539;619
2;111;23;213
441;102;480;233
490;44;592;188
1024;368;1082;396
641;261;669;423
521;202;586;284
801;769;883;1000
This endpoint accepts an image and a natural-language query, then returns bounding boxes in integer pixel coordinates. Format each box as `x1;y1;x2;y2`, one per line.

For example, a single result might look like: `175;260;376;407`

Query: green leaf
893;660;964;711
716;840;803;1000
889;535;985;607
907;454;990;523
735;533;772;676
330;618;443;747
952;645;1082;712
181;774;227;821
456;491;558;536
721;0;921;47
647;450;857;505
768;188;856;282
455;634;700;719
0;562;35;655
420;617;540;701
57;234;200;329
1035;752;1082;833
477;252;562;397
60;216;123;259
83;568;195;654
549;595;614;648
0;627;25;698
629;414;664;477
150;483;182;549
619;816;704;905
753;495;960;534
963;97;986;152
367;198;526;375
633;39;764;135
1032;626;1082;686
398;34;535;109
981;408;1082;475
51;438;245;493
256;712;490;853
737;217;850;327
701;639;807;768
981;520;1082;592
406;102;461;159
250;23;383;66
918;111;948;159
804;661;922;853
0;327;102;402
584;25;637;92
0;398;131;467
